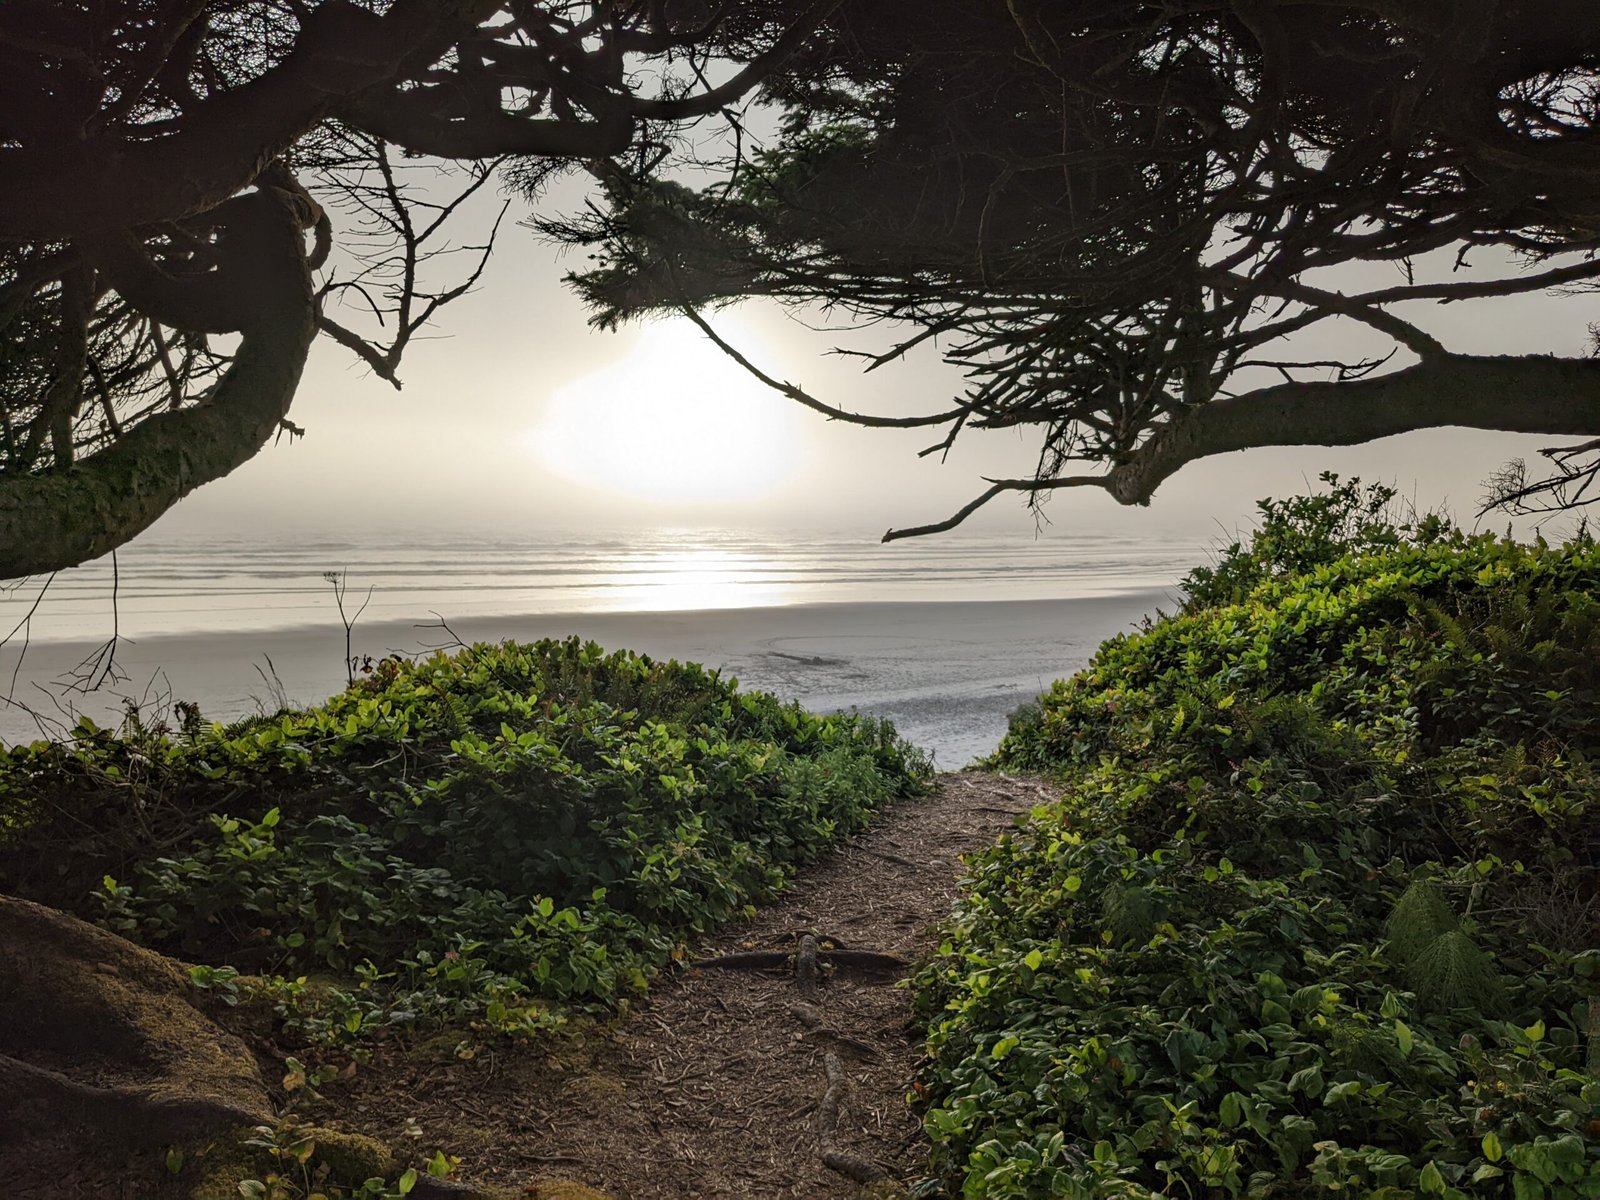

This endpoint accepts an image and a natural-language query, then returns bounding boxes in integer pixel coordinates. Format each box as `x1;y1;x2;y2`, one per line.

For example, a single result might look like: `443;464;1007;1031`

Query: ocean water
1;528;1205;761
7;527;1205;642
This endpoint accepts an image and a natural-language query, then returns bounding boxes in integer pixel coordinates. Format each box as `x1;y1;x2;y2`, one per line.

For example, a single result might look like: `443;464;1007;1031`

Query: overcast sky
145;170;1600;549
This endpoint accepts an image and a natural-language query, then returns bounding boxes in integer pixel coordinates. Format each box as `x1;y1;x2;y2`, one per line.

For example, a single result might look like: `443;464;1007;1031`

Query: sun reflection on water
595;543;795;612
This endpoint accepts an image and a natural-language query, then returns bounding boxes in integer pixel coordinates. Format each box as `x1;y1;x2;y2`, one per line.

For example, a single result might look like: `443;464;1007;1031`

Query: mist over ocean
2;528;1205;763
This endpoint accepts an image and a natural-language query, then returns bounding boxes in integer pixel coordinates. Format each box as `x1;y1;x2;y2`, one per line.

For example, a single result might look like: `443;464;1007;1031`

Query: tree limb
1106;354;1600;506
0;0;498;242
0;192;318;578
680;305;965;429
885;354;1600;537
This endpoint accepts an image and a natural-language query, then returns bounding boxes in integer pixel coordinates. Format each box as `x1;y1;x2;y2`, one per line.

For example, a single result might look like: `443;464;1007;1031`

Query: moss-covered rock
186;1123;395;1200
0;896;270;1136
308;1128;394;1183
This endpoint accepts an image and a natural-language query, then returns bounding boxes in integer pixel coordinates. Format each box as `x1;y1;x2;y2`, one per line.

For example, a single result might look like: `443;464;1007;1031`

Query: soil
331;771;1059;1199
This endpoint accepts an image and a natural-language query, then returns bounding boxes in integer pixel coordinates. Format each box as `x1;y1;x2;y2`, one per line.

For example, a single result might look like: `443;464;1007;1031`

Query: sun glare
522;316;801;504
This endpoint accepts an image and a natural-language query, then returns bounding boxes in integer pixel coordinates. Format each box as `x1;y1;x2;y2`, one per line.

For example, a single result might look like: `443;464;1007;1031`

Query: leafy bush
921;483;1600;1198
0;638;929;1039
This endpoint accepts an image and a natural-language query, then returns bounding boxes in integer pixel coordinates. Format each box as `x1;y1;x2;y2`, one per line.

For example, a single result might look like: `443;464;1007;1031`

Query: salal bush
1;638;929;1039
922;486;1600;1199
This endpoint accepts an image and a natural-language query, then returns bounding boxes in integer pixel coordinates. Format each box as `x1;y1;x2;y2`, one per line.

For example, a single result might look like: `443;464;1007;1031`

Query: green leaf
1394;1019;1413;1056
1022;949;1043;971
398;1167;419;1195
1288;1064;1324;1095
1482;1132;1503;1163
1418;1160;1446;1195
1323;1079;1362;1104
991;1036;1020;1060
165;1148;184;1174
1218;1092;1242;1127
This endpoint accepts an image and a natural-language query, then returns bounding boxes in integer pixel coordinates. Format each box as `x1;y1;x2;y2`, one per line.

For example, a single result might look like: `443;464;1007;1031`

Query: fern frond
1384;880;1457;966
439;688;470;736
1409;929;1505;1015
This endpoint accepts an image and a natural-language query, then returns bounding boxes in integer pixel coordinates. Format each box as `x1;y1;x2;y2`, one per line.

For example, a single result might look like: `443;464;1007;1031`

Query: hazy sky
146;169;1599;549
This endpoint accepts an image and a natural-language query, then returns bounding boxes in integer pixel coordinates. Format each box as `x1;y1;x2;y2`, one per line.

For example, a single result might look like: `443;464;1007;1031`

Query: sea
0;528;1207;763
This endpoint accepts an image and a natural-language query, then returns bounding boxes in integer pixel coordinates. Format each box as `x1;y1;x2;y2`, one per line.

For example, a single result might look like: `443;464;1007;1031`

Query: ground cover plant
0;637;929;1045
919;478;1600;1199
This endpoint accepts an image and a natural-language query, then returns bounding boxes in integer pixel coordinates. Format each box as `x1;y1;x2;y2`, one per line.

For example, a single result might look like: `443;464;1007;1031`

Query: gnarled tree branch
888;354;1600;537
0;190;318;577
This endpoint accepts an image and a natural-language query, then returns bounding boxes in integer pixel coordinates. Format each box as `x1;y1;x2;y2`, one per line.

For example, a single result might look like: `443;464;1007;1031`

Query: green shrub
0;638;930;1040
933;482;1600;1198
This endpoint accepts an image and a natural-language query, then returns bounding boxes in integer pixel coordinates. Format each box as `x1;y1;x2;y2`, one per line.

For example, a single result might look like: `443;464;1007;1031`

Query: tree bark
0;191;318;579
1107;354;1600;505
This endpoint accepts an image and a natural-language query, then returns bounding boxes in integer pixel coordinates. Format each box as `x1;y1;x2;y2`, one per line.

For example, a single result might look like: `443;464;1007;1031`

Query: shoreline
2;591;1171;765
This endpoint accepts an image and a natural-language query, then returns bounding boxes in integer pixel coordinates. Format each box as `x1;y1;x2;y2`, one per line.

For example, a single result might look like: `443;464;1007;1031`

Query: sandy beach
1;592;1167;766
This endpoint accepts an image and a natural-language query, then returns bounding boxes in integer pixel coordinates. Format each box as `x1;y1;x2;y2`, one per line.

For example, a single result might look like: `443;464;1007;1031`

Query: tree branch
339;95;634;160
0;0;498;241
0;191;318;578
679;305;965;429
1105;353;1600;506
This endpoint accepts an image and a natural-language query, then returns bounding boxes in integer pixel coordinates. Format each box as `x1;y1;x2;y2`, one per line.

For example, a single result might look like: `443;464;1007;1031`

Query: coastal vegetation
915;478;1600;1197
1;638;928;1037
7;478;1600;1197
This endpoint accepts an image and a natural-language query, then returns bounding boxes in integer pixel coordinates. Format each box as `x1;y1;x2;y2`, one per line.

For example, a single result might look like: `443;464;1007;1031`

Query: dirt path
340;772;1058;1199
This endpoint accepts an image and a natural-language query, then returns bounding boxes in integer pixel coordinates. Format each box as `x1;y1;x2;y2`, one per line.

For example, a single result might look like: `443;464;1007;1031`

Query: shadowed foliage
552;1;1600;536
0;0;835;578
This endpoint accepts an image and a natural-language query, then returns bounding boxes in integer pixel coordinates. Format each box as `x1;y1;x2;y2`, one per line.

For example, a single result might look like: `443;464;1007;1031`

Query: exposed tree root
827;949;909;971
689;950;793;970
688;929;900;1182
796;933;820;1002
690;941;906;975
787;1000;824;1028
817;1052;887;1183
804;1028;881;1060
2;1052;261;1139
688;928;902;1184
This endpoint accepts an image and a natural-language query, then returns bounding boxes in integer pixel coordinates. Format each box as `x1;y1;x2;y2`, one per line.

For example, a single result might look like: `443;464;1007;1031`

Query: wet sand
1;593;1166;766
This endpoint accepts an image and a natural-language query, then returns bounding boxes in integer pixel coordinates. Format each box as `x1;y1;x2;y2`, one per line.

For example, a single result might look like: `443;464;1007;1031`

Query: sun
521;315;802;504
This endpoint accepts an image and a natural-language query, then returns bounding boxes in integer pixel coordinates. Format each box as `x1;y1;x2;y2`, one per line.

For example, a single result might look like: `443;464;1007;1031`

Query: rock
0;895;271;1142
187;1126;395;1200
0;895;272;1196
